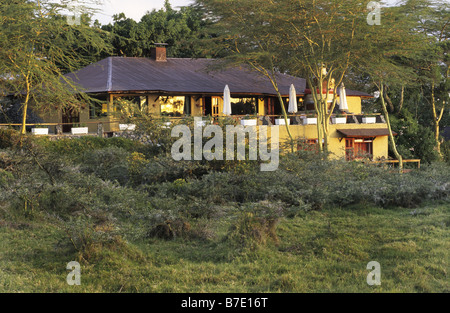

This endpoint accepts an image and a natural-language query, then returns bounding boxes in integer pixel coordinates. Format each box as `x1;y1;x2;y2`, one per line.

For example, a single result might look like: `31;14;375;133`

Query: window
115;96;147;117
297;138;319;152
212;97;220;117
231;97;257;115
184;96;191;115
345;138;373;160
160;96;184;116
89;95;107;119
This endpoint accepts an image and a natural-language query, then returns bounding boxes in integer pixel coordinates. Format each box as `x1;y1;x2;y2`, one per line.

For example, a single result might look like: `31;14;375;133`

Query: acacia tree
281;0;367;153
195;0;300;150
196;0;376;154
352;1;439;171
406;0;449;159
0;0;110;134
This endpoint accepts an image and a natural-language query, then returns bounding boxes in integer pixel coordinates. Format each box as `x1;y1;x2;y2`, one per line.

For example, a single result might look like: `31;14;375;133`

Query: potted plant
362;114;377;124
275;115;290;125
302;114;317;125
240;114;258;126
71;123;89;135
195;116;212;127
32;124;49;135
119;123;136;131
332;114;347;124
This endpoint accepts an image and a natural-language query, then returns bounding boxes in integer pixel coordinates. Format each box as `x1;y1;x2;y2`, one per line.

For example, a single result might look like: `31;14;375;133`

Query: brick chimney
151;43;168;62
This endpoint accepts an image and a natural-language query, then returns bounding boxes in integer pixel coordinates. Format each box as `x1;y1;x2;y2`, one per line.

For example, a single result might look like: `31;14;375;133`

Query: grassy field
1;202;448;293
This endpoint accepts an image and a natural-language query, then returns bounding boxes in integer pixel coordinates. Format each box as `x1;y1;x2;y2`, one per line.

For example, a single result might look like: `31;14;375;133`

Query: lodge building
39;44;391;160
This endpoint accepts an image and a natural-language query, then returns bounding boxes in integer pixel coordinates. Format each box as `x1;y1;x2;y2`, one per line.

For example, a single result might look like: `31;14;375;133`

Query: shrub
0;128;21;149
81;147;130;184
146;217;215;241
64;214;124;262
141;155;210;184
227;211;279;249
147;218;191;240
0;168;13;187
126;152;150;185
442;140;450;165
38;136;143;161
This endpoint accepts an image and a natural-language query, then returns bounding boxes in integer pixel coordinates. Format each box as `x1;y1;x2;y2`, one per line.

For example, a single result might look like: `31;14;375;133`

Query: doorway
203;97;212;116
202;97;220;117
62;108;80;133
345;138;373;160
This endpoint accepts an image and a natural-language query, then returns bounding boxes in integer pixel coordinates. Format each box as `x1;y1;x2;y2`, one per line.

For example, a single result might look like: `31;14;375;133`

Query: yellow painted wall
345;96;362;114
258;98;265;115
192;97;203;116
147;95;162;115
275;122;389;159
38;109;61;134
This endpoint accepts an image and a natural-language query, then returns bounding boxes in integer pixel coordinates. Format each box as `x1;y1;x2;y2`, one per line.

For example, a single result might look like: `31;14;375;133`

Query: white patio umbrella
288;84;298;113
339;83;349;111
222;84;232;116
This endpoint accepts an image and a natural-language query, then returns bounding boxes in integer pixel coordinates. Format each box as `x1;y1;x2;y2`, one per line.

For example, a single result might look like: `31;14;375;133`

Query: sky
90;0;399;25
92;0;195;25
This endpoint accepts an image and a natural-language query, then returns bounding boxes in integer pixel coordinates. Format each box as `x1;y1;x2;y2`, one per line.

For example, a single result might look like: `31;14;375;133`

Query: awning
337;128;396;138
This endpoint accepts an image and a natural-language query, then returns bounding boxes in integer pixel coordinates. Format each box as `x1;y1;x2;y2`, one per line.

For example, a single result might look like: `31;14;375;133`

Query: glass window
89;95;107;119
115;96;147;117
160;96;185;116
184;96;191;115
230;97;257;115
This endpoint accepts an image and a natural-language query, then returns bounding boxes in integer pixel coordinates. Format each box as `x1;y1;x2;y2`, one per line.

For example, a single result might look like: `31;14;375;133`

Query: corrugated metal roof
337;128;395;138
64;57;371;97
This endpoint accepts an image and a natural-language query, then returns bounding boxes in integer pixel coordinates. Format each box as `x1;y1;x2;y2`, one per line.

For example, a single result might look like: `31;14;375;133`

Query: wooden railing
371;159;421;169
0;113;386;132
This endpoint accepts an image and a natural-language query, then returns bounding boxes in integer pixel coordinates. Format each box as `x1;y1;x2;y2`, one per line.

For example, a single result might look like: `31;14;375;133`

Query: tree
195;0;307;151
280;0;367;153
196;0;377;153
354;0;449;169
0;0;111;135
352;2;430;171
101;1;209;58
404;0;449;159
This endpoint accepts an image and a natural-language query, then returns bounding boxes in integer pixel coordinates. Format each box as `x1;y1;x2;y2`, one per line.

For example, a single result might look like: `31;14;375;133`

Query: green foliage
442;140;450;165
0;129;21;149
389;109;439;163
37;136;143;161
101;1;209;58
226;211;279;250
0;0;111;133
80;147;130;185
0;168;13;187
63;214;124;262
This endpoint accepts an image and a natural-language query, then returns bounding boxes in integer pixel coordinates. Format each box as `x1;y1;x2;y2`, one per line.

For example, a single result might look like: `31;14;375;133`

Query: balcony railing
0;113;386;135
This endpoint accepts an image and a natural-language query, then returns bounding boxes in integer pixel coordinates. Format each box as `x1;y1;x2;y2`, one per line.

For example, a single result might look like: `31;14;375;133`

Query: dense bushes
390;110;440;163
36;136;145;161
142;152;449;210
0;128;22;149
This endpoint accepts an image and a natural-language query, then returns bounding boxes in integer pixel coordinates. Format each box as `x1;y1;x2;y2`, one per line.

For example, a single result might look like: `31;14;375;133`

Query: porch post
97;123;104;137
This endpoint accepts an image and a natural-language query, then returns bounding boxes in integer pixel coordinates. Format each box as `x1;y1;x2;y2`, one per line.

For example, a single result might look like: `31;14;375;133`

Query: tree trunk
431;82;445;160
383;85;395;113
309;76;326;154
398;85;404;112
20;75;31;135
380;84;403;172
